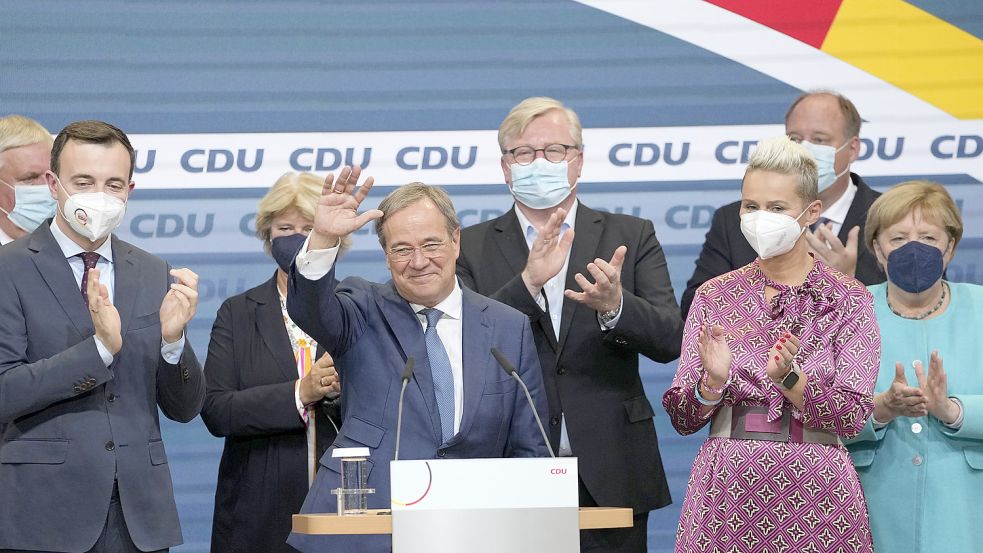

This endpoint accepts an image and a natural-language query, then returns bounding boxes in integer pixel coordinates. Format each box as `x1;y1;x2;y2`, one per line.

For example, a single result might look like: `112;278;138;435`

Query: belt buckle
730;408;790;442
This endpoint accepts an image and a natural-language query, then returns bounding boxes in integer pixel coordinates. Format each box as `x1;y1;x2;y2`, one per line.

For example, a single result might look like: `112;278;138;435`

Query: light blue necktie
420;308;455;443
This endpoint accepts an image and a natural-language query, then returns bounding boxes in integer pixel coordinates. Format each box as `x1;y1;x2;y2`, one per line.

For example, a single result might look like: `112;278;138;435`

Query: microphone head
490;347;517;376
401;357;415;381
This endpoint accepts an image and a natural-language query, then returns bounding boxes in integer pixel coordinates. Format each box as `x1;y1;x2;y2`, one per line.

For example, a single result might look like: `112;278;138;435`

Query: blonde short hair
865;180;963;253
255;172;351;254
498;97;583;151
0;115;53;164
374;183;459;249
743;136;819;203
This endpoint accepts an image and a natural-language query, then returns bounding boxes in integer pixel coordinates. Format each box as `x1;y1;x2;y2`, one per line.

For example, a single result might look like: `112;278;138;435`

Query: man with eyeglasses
680;90;886;319
283;175;549;553
457;97;683;553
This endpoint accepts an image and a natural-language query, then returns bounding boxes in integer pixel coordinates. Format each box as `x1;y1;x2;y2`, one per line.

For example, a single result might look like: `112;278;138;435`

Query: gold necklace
886;281;947;320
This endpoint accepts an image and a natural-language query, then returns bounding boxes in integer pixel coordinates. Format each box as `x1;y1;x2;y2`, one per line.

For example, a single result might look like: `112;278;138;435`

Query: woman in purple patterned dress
664;136;880;553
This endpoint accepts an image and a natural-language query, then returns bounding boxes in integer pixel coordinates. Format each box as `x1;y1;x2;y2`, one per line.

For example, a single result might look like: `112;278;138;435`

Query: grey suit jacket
0;222;204;552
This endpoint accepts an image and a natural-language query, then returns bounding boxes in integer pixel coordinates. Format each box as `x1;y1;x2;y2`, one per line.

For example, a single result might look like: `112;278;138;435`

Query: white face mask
740;205;812;260
56;176;127;241
800;140;851;192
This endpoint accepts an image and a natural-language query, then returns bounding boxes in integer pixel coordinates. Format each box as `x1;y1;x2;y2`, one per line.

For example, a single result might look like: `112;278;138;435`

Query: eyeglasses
503;144;578;166
387;241;447;261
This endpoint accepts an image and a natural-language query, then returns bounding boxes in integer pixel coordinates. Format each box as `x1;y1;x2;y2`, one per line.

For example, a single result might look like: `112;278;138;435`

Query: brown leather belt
709;405;841;446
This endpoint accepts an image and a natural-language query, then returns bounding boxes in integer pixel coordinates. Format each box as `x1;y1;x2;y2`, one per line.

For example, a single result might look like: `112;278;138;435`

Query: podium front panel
390;458;579;553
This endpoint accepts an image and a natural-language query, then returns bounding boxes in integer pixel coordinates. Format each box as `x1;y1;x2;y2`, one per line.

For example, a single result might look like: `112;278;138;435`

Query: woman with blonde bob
201;172;346;552
846;180;982;552
664;136;879;552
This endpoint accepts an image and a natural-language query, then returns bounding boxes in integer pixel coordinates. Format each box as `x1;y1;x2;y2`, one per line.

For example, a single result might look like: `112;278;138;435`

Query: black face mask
271;233;307;273
886;240;945;293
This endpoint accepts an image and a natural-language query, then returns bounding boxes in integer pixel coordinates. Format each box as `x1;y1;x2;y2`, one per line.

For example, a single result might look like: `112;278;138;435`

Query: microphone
491;347;555;458
393;357;415;461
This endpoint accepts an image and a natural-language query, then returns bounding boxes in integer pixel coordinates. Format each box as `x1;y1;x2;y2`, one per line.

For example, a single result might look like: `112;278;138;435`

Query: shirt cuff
534;292;547;313
694;382;723;406
296;233;341;280
871;415;890;429
93;336;114;366
294;380;309;424
943;396;965;430
597;293;624;330
160;334;185;365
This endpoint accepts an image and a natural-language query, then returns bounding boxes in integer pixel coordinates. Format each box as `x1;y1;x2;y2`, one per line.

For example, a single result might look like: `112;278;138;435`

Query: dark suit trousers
578;477;649;553
0;483;167;553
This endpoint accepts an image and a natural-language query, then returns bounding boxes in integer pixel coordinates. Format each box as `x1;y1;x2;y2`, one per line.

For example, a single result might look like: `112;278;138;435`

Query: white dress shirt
49;220;184;365
296;235;466;434
819;176;858;235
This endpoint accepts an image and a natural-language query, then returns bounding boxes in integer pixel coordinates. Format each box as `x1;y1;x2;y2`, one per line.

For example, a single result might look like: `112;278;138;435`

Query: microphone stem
511;373;556;458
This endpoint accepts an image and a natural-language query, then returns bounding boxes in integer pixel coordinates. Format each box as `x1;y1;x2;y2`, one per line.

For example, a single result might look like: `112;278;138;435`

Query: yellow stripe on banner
822;0;983;119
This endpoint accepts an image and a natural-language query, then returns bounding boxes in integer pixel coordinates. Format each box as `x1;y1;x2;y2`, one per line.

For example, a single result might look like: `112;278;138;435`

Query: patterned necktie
809;216;832;232
79;251;100;305
420;308;455;443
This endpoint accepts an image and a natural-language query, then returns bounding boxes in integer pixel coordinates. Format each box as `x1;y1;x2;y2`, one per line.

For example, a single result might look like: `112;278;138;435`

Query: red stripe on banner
707;0;844;48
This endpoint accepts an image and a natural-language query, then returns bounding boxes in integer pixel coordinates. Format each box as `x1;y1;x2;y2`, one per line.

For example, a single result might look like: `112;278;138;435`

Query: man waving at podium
285;169;549;553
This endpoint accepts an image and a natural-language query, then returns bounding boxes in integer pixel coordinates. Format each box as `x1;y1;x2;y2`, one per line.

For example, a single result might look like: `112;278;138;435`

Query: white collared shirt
49;219;184;365
297;236;466;435
513;201;578;341
0;225;14;246
819;176;858;235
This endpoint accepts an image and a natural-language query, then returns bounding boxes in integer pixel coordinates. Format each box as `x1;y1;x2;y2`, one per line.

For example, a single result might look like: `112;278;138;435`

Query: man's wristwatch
599;307;619;325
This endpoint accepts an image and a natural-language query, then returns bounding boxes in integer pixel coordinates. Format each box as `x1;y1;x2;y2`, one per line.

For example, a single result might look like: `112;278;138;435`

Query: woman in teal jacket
846;180;983;552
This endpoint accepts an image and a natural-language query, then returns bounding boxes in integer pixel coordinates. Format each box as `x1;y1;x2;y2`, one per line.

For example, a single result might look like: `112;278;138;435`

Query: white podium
390;457;579;553
292;457;634;552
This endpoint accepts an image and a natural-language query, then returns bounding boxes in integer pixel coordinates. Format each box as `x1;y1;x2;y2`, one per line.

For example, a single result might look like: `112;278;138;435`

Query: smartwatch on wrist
780;361;800;390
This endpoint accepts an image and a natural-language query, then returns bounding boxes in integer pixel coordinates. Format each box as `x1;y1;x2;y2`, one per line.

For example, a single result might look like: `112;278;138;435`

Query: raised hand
310;165;383;250
160;268;198;344
520;208;574;298
564;245;626;313
87;267;122;355
698;324;732;389
874;362;927;422
914;351;959;424
805;223;860;277
299;352;340;405
766;331;800;383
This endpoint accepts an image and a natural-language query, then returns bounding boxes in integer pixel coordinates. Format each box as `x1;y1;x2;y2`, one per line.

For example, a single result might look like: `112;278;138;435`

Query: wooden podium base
293;506;633;535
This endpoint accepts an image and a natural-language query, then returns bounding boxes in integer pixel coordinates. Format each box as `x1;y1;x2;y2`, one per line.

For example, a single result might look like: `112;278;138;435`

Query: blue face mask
271;233;308;273
886;240;945;293
509;158;574;210
0;179;57;232
800;140;851;192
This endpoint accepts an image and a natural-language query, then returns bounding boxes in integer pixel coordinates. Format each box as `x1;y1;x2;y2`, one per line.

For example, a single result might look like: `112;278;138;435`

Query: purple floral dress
664;259;880;552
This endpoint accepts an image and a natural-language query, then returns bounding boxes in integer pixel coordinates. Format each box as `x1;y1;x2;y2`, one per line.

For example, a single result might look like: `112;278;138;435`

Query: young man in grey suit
0;120;204;553
457;97;684;553
680;90;886;318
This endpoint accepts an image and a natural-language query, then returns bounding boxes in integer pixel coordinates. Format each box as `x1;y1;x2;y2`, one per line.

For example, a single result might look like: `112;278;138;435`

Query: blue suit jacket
286;266;548;553
0;223;204;552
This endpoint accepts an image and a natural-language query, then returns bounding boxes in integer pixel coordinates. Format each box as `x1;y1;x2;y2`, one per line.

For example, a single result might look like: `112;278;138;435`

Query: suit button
107;393;117;403
437;450;446;458
73;385;82;393
550;416;560;426
105;441;115;451
615;337;628;346
182;368;190;380
87;377;96;385
556;366;565;375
